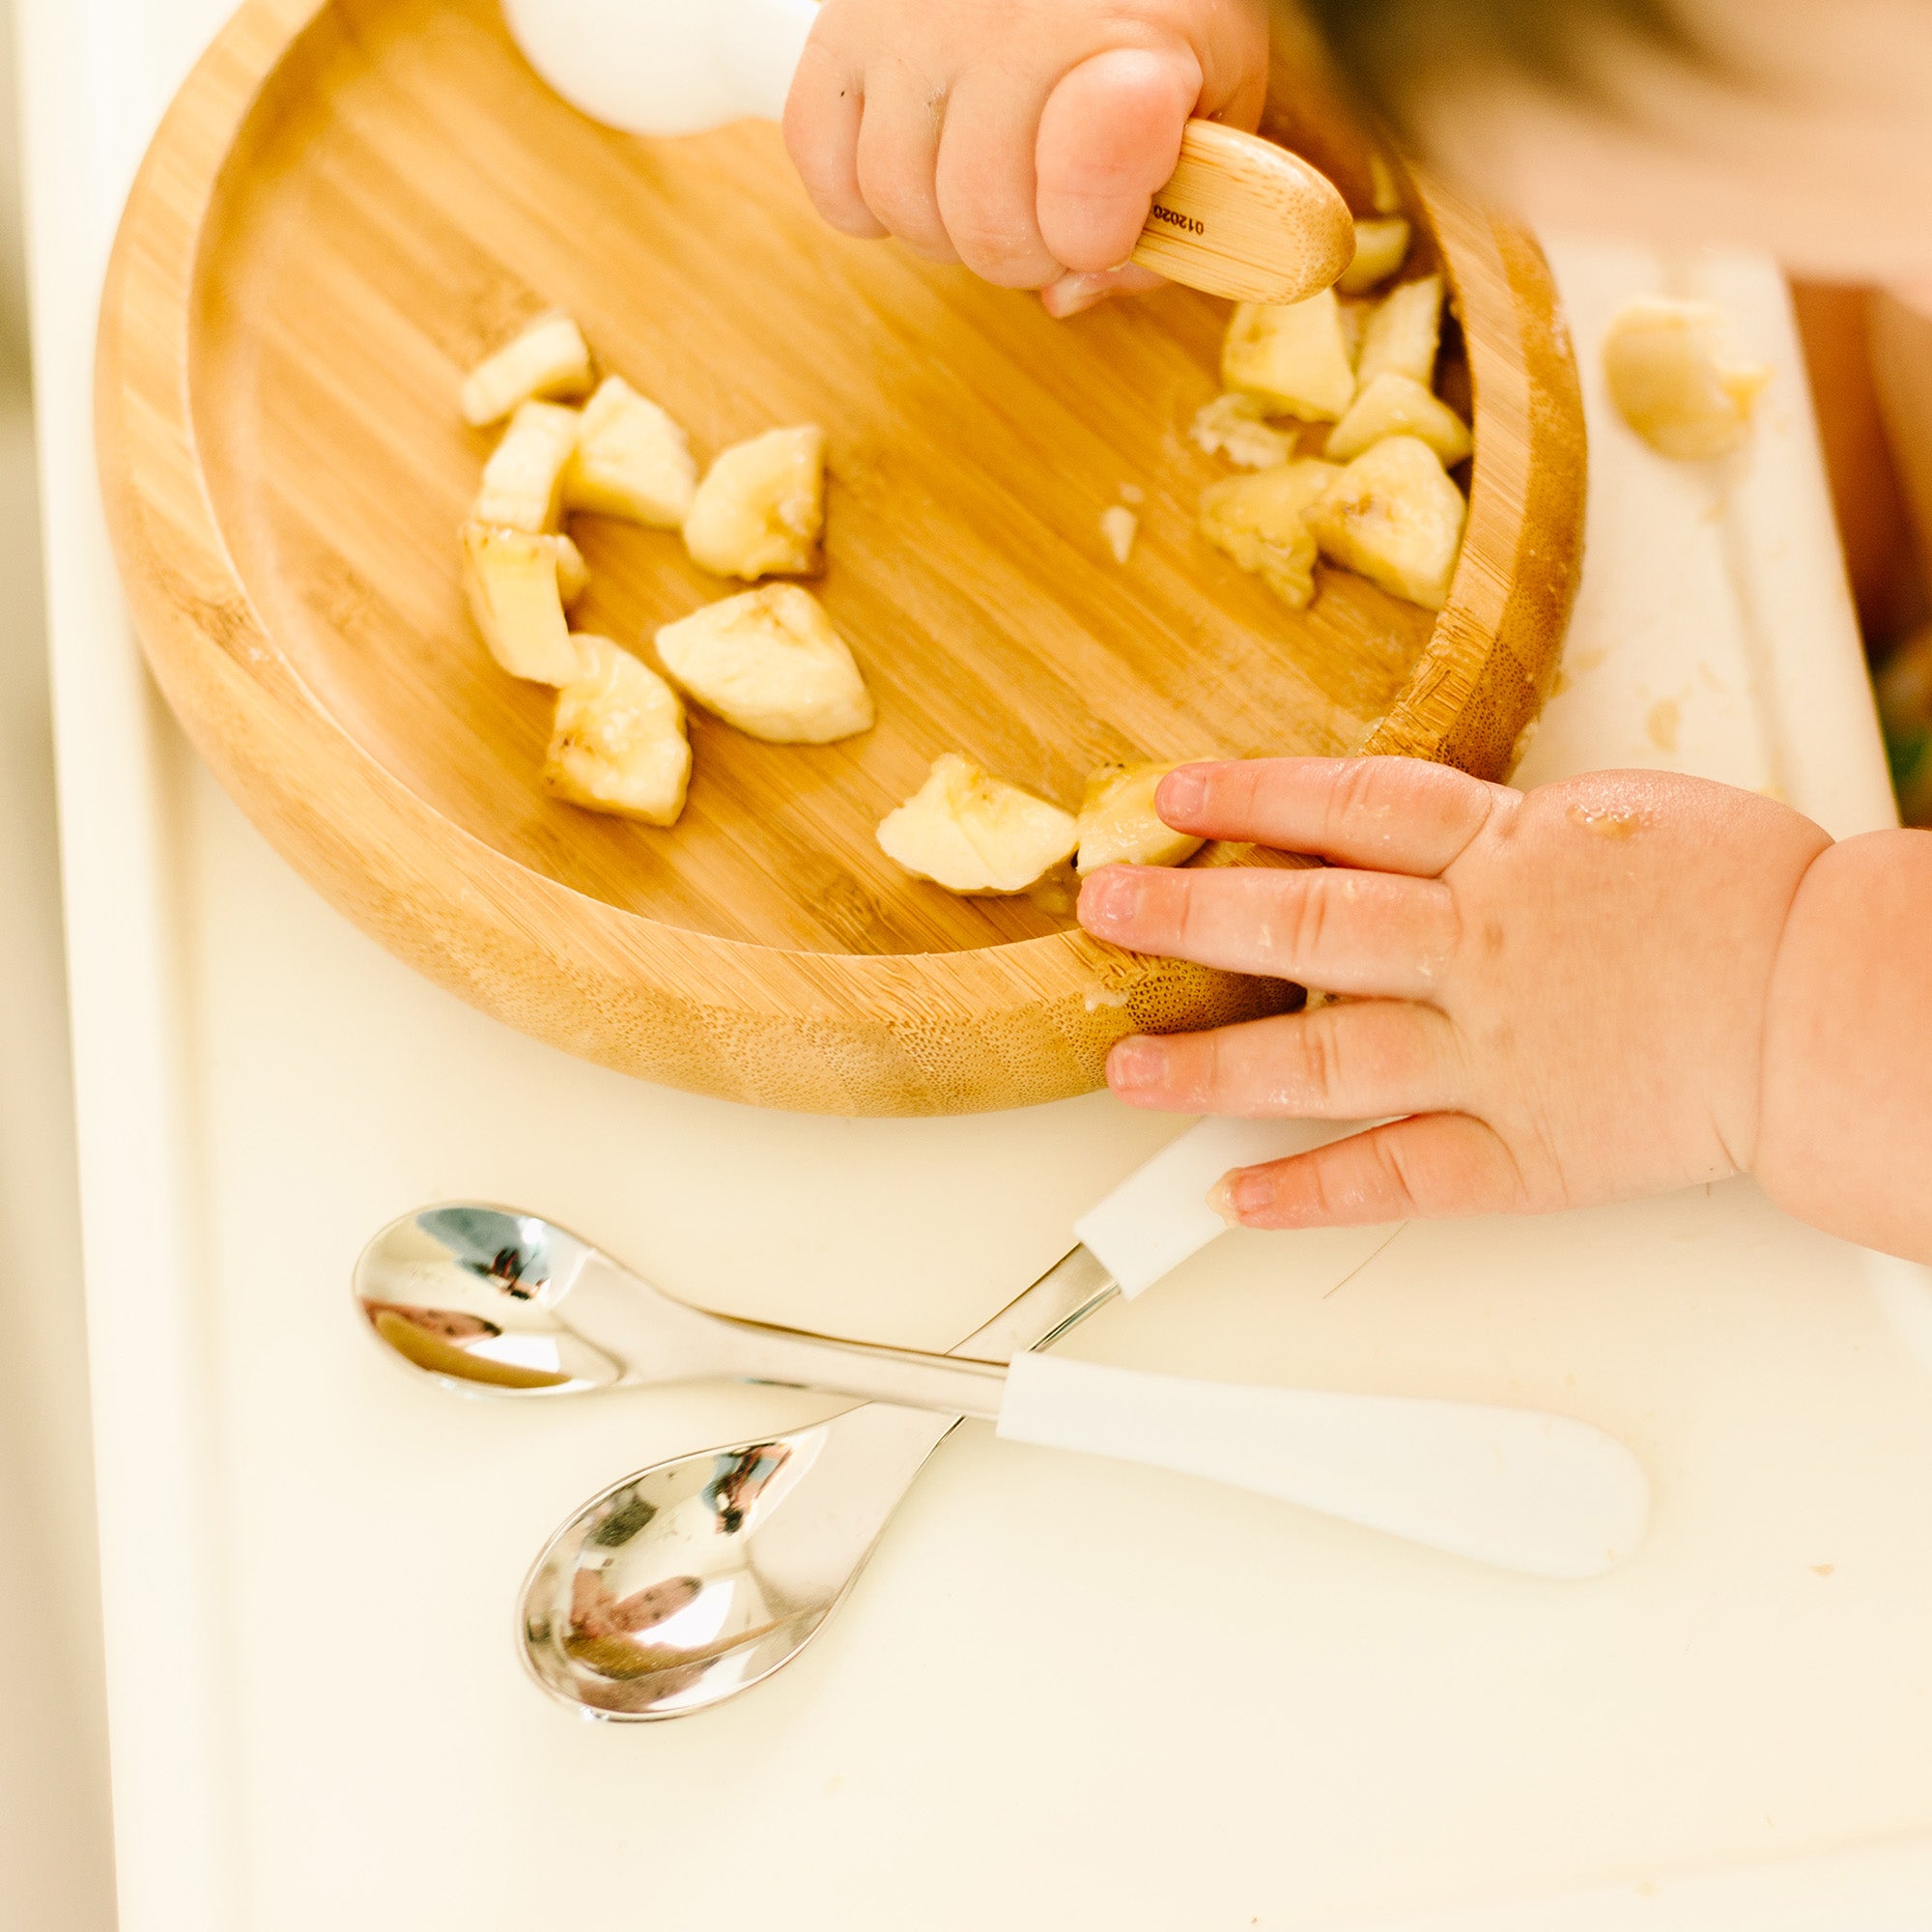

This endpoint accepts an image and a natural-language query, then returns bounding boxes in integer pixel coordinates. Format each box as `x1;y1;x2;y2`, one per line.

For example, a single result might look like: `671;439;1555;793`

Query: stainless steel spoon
357;1205;1650;1717
355;1201;1121;1413
358;1207;1120;1718
515;1248;1117;1719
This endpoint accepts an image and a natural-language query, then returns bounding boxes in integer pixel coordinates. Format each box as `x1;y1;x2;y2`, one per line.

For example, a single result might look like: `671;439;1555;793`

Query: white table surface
24;3;1932;1929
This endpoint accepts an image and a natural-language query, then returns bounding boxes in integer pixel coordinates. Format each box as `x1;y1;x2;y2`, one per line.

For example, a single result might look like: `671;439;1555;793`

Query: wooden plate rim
95;0;1584;1108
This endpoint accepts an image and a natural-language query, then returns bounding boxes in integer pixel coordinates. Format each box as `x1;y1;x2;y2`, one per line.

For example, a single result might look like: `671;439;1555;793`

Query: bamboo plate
97;0;1583;1116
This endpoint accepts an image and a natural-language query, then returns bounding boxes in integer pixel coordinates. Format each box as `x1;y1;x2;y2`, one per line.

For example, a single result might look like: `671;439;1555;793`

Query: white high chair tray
26;1;1932;1926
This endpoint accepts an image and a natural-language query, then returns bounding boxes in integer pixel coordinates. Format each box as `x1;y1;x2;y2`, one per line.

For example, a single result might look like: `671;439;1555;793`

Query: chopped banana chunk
1326;372;1472;467
1198;460;1339;610
1337;217;1411;296
1602;298;1773;460
473;400;580;533
459;523;587;684
1354;274;1442;389
562;376;698;527
1368;150;1403;214
1100;505;1138;564
1076;763;1206;874
1222;290;1356;422
544;636;692;825
655;583;872;744
460;313;593;427
877;753;1078;895
1337;298;1371;369
549;531;590;608
1306;436;1466;611
683;425;826;579
1189;391;1295;469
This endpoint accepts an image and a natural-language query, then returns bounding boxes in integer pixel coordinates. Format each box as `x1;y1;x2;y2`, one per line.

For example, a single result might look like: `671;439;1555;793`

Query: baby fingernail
1210;1168;1275;1223
1234;1170;1274;1216
1042;273;1110;319
1108;1036;1168;1089
1158;767;1205;822
1079;867;1145;928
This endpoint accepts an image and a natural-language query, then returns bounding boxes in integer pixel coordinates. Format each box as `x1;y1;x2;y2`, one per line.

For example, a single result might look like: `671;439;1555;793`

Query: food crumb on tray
1603;296;1772;460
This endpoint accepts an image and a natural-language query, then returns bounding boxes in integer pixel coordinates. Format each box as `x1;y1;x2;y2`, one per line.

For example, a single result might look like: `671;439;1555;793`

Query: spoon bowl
355;1205;625;1393
519;1406;963;1718
354;1204;1021;1414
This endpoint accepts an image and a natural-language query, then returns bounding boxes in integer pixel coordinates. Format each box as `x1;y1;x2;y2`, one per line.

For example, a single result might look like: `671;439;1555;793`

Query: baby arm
1078;757;1932;1264
782;0;1269;313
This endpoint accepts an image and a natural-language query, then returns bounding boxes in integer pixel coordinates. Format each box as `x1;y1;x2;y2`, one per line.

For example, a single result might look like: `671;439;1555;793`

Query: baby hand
782;0;1269;315
1079;757;1834;1230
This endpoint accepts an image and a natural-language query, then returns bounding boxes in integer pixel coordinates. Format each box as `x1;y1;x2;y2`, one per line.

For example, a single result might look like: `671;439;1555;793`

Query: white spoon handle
996;1353;1649;1579
1074;1115;1381;1299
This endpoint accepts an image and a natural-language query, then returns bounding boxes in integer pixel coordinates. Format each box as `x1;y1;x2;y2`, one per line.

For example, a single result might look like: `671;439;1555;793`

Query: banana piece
1326;372;1472;467
1337;217;1411;296
562;376;698;527
550;532;590;607
877;753;1079;895
683;425;826;579
1337;298;1371;369
1076;762;1206;874
1198;459;1339;610
460;313;593;427
1368;150;1403;214
1306;435;1466;611
472;400;580;533
1355;274;1443;390
544;636;692;825
655;583;872;744
1221;290;1357;422
460;523;588;685
1190;391;1295;469
1602;297;1773;460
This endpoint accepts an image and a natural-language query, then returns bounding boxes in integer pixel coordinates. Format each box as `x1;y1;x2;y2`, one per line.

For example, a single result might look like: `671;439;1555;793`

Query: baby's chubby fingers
933;71;1065;287
1080;863;1458;999
1108;1000;1463;1119
1035;47;1198;273
782;38;890;240
854;74;957;261
1157;757;1507;877
1216;1114;1529;1229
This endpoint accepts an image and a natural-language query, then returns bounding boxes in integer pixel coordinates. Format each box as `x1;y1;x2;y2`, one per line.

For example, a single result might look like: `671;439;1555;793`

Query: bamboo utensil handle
1133;119;1356;304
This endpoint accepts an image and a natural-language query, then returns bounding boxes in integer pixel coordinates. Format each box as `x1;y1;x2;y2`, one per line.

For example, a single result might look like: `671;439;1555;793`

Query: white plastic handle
501;0;817;137
1074;1116;1380;1298
998;1353;1650;1579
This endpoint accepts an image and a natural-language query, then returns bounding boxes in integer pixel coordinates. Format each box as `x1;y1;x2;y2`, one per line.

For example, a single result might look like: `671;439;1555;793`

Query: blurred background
0;0;119;1921
1795;283;1932;824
